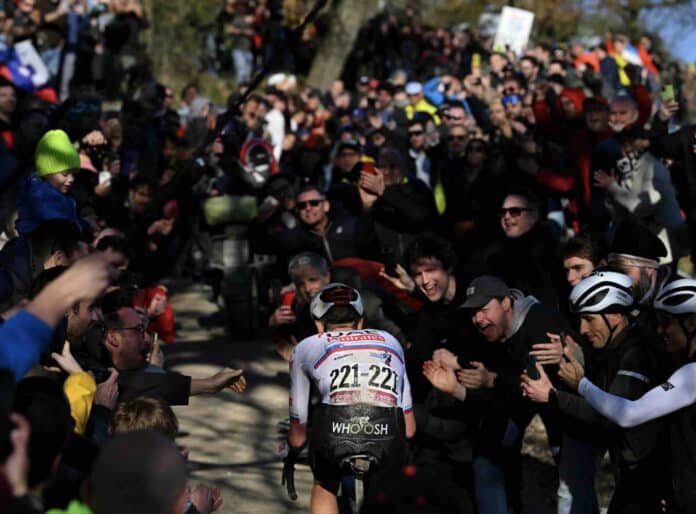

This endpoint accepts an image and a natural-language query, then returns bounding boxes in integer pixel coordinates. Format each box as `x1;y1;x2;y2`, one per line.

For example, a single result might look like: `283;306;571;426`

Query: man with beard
608;221;669;303
607;220;672;347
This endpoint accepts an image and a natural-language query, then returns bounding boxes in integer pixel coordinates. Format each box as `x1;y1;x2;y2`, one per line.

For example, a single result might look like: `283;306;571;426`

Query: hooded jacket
467;291;573;448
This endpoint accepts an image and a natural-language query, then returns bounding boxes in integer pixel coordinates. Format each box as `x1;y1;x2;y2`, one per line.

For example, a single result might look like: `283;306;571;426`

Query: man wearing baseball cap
424;274;572;514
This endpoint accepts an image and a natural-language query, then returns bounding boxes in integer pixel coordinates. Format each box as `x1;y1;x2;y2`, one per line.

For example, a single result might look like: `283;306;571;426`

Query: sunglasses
498;207;532;218
502;95;521;106
408;130;424;136
111;324;147;335
297;199;323;210
448;135;467;141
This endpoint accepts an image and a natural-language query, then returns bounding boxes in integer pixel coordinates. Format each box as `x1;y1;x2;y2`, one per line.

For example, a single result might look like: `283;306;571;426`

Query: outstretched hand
530;332;564;365
189;484;223;514
214;368;247;393
378;264;415;293
423;360;466;400
456;361;495;389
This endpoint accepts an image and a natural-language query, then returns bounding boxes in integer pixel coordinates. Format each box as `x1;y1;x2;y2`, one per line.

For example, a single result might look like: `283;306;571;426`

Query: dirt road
166;281;612;514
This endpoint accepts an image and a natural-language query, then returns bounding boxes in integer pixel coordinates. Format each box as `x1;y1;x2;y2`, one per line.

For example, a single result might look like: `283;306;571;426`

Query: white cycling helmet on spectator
654;278;696;315
310;283;364;321
569;271;634;315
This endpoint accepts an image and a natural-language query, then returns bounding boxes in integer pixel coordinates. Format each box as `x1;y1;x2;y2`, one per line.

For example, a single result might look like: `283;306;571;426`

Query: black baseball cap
459;276;509;310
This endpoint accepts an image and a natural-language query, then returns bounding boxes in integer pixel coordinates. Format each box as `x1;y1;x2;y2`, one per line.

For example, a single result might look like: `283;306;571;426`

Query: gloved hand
280;441;304;501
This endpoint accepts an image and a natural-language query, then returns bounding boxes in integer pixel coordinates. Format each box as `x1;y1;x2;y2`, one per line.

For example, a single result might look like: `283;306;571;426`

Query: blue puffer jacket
15;174;82;236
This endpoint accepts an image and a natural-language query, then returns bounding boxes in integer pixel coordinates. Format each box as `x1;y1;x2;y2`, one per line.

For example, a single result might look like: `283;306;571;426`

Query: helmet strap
601;313;618;346
677;317;696;362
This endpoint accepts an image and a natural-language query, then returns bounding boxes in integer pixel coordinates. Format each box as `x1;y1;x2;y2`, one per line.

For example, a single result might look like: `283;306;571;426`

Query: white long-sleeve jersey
578;362;696;428
289;329;413;425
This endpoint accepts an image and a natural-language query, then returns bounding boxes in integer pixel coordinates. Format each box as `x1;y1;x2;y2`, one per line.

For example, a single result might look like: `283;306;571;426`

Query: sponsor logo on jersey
330;390;360;404
327;333;386;344
331;416;389;436
369;389;397;406
661;381;675;391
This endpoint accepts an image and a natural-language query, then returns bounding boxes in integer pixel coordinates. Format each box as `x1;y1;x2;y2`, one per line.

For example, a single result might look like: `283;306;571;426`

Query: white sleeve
393;339;412;413
401;369;413;413
578;362;696;427
265;112;284;161
289;344;311;424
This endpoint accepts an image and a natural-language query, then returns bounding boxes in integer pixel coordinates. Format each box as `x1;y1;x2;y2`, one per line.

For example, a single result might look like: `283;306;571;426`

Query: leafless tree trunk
307;0;380;90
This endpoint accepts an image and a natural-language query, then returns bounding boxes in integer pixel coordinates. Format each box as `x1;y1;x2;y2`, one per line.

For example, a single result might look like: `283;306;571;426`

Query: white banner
494;7;535;56
13;40;50;88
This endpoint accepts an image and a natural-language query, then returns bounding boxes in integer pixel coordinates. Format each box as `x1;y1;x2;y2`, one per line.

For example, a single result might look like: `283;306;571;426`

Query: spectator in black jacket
522;271;668;514
254;184;378;264
424;274;571;514
398;233;478;513
485;188;564;309
100;301;246;405
359;146;437;264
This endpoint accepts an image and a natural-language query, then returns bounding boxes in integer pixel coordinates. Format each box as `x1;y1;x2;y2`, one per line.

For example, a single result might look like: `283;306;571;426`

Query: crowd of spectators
0;1;695;514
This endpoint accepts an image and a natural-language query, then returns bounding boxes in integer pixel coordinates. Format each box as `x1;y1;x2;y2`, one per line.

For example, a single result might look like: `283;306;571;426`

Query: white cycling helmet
654;278;696;315
310;283;364;320
569;271;634;314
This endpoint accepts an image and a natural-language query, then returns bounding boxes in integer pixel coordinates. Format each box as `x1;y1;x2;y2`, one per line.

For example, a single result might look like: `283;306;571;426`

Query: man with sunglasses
294;185;377;264
486;190;564;308
407;119;432;186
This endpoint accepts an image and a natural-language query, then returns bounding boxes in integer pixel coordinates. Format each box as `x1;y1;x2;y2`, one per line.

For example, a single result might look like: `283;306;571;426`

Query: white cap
405;82;423;95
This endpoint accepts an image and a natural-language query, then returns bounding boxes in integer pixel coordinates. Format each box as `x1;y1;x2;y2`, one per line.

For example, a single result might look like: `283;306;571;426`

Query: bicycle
282;451;378;514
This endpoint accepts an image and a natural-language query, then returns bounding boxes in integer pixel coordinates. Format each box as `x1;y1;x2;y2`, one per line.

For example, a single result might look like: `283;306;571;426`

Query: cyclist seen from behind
285;283;416;514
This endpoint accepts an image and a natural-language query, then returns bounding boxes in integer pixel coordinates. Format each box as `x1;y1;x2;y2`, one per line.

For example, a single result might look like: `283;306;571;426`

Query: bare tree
307;0;380;90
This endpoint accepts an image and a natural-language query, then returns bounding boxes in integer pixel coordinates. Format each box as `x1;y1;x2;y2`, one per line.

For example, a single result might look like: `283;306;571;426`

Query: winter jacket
0;310;53;382
554;323;666;473
15;175;82;236
369;178;437;263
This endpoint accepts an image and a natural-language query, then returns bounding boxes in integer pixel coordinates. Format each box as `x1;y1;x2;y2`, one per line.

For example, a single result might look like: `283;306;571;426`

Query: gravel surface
167;280;614;513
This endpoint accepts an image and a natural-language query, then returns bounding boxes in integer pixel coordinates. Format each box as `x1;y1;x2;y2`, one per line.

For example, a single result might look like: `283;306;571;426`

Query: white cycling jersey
289;329;413;425
578;362;696;428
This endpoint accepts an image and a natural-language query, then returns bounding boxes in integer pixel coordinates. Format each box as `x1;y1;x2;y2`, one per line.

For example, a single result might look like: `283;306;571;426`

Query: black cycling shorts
309;403;406;494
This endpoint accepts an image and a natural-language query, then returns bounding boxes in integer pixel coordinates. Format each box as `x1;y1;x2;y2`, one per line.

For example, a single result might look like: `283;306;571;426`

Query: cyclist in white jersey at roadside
284;283;416;514
557;277;696;513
